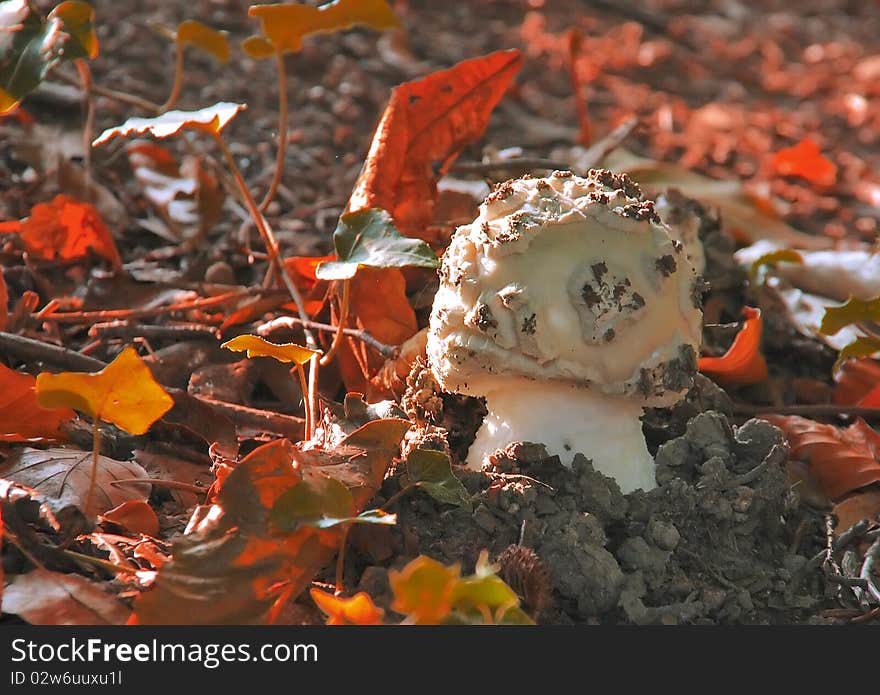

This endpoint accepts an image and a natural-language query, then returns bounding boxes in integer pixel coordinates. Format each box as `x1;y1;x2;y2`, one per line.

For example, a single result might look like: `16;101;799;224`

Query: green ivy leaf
833;336;880;373
402;448;471;510
0;0;98;113
820;296;880;336
316;208;439;281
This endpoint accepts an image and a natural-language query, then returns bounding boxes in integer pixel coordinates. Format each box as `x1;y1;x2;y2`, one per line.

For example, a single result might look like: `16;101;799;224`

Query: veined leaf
402;448;471;509
315;208;439;281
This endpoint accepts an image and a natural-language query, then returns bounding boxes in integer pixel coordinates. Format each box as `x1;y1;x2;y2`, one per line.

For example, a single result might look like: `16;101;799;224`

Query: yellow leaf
388;555;460;624
48;1;99;60
240;35;276;60
176;20;230;63
35;346;173;435
93;102;246;147
249;0;400;54
310;589;384;625
222;335;319;365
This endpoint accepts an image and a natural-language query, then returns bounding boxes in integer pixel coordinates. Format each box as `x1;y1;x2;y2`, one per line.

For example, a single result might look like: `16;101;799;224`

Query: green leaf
403;448;471;510
833;336;880;373
270;475;355;531
315;208;439;281
0;0;97;113
820;296;880;336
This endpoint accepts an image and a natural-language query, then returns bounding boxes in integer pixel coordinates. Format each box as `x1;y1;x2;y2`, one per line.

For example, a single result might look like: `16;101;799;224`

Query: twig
575;115;638;170
89;321;220;341
257;315;398;359
733;402;880;422
320;279;350;367
110;478;206;495
566;29;591;146
450;157;573;175
190;396;304;440
36;287;283;324
53;70;161;114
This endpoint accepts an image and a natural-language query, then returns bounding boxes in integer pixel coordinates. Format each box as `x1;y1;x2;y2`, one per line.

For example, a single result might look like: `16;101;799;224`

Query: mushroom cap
427;169;704;408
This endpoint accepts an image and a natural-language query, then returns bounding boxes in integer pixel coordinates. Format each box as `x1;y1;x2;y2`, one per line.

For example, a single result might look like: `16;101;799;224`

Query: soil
2;1;879;624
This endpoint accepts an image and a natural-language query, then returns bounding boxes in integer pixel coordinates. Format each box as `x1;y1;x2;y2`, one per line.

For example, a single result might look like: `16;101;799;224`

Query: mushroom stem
466;379;656;494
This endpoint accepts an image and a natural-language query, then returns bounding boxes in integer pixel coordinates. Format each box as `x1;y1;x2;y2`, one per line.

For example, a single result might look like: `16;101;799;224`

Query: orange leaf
0;269;7;330
0;363;74;442
336;267;417;396
175;19;229;63
834;358;880;405
763;415;880;501
36;346;173;435
310;589;384;625
388;555;460;624
698;306;768;387
347;49;523;241
101;500;160;537
222;335;319;365
0;195;121;268
770;138;837;187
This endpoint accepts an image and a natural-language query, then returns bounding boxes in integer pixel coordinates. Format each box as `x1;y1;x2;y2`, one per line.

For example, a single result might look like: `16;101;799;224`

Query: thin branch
257;315;398;359
89;321;220;341
53;70;161;114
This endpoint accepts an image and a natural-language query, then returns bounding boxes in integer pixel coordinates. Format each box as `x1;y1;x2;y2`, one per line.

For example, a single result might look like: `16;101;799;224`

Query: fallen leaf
0;446;151;518
0;269;6;330
698;306;768;386
130;418;408;624
834;359;880;406
222;334;319;365
134;449;213;509
101;500;159;537
388;555;460;624
0;0;98;113
762;415;880;501
93;102;246;147
1;568;130;625
348;49;523;241
832;487;880;532
770;138;837;187
162;390;239;459
36;346;174;435
833;336;880;373
402;448;471;509
248;0;399;54
310;589;384;625
0;194;122;268
175;19;230;63
315;208;439;281
0;363;74;442
821;296;880;337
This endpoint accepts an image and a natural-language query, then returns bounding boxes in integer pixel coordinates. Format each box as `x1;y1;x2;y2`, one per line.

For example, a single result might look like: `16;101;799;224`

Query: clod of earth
426;170;703;493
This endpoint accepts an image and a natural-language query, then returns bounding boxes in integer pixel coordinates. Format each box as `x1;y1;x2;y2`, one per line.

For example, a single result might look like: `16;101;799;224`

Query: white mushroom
427;170;704;493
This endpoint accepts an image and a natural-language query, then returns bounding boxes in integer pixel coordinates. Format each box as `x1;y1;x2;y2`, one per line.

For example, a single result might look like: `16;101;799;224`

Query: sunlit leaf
249;0;399;54
763;415;880;501
821;296;880;337
388;555;460;624
0;446;151;518
93;102;246;146
315;208;439;281
348;49;522;241
0;0;98;113
698;306;768;387
36;346;174;435
770;138;837;187
222;334;319;365
100;499;159;537
0;194;122;268
175;19;229;63
240;35;275;60
402;448;471;509
310;589;385;625
0;363;74;442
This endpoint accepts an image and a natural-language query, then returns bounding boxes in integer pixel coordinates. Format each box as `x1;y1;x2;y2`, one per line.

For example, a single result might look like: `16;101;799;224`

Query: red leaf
0;363;74;442
347;49;523;242
0;194;122;268
833;359;880;406
698;306;768;386
763;415;880;501
0;268;7;331
769;138;837;187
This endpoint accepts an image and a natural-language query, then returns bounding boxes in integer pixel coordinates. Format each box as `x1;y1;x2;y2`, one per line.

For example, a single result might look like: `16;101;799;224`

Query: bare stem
210;132;318;351
293;363;311;440
320;279;350;367
307;354;319;441
87;420;100;519
54;69;162;114
74;60;94;193
160;42;185;113
259;51;288;211
335;523;351;594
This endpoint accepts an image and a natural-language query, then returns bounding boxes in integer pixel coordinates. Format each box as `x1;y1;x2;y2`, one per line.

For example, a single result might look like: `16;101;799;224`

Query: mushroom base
465;380;656;493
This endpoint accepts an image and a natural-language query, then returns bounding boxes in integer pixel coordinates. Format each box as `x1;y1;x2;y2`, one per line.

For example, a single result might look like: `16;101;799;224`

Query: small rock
647;517;680;551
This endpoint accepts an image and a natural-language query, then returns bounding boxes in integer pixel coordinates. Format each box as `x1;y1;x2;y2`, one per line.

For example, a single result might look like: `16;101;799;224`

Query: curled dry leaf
698;306;768;387
0;194;122;269
762;415;880;502
93;102;246;147
2;568;130;625
0;363;74;442
348;49;523;242
834;359;880;406
100;500;160;537
0;447;151;518
310;589;385;625
36;346;173;436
